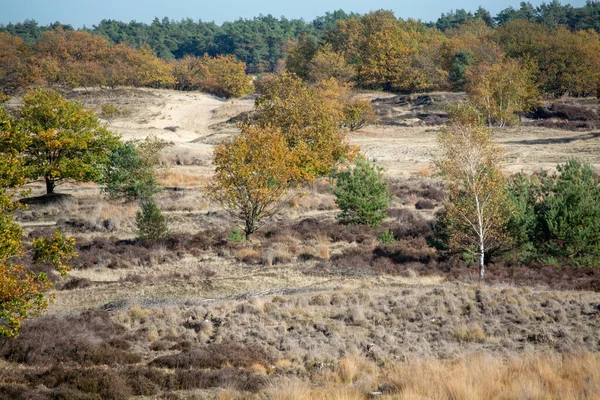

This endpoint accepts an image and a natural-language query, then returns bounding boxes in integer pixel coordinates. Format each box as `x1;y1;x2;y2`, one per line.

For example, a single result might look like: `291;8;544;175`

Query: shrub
136;200;169;242
415;199;435;210
150;342;275;369
379;230;396;244
333;157;390;228
227;229;245;243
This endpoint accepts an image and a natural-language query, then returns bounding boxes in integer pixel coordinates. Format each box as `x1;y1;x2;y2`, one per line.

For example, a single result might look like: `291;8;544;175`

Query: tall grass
267;352;600;400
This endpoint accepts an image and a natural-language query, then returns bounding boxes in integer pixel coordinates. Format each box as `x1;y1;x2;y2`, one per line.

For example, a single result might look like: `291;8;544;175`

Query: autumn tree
466;58;538;126
284;33;319;80
173;54;252;98
35;28;111;88
208;124;306;239
306;43;354;83
436;104;512;281
0;32;36;93
496;21;600;97
331;10;447;92
315;78;376;131
18;89;120;194
254;73;357;177
0;106;75;337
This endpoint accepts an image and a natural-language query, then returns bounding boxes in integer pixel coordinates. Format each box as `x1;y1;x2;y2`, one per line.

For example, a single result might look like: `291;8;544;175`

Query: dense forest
2;2;599;67
0;1;599;97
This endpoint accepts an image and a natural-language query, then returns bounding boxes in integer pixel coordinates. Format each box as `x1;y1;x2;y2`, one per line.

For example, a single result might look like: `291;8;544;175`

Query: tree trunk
479;240;485;283
45;177;55;194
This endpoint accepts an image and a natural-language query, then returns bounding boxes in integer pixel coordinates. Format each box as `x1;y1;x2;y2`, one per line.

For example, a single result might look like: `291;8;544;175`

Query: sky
0;0;590;28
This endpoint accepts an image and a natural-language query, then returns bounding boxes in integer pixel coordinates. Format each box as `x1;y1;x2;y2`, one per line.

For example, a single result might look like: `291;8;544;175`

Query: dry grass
454;323;487;343
266;352;600;400
160;170;210;187
380;352;600;400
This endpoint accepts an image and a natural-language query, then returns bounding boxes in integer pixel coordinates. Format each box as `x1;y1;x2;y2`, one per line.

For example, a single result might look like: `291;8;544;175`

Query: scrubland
1;88;599;399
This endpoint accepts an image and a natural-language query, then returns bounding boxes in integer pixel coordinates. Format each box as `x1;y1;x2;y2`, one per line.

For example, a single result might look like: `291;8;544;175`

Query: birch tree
466;58;538;127
436;105;512;281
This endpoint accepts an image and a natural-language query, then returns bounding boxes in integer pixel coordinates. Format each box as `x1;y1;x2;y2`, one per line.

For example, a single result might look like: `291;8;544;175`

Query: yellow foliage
208;124;307;238
254;73;358;177
333;10;448;92
466;58;538;126
436;104;512;280
173;54;252;98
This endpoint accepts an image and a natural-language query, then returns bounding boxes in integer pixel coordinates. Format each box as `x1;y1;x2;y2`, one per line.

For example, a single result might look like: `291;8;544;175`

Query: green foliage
18;89;120;193
33;230;76;276
508;159;600;267
136;199;169;242
227;229;245;243
333;157;390;228
1;103;76;337
448;50;472;90
379;230;396;244
102;136;168;202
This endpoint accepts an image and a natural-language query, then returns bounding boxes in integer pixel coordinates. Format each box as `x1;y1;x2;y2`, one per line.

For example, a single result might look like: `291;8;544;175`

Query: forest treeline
0;1;599;97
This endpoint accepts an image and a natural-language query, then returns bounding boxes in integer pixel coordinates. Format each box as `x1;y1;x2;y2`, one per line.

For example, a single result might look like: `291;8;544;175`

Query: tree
0;106;75;337
306;43;354;83
208;124;306;239
18;89;120;194
284;33;319;80
173;54;252;98
466;58;538;126
254;73;357;178
508;159;600;267
102;135;169;202
333;10;447;92
333;156;390;227
436;104;512;281
136;199;169;242
314;78;376;131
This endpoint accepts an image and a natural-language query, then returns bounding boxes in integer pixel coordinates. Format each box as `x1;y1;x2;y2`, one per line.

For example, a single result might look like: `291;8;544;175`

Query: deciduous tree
436;104;512;281
466;58;538;126
0;105;75;337
254;73;357;177
208;124;306;239
18;89;120;194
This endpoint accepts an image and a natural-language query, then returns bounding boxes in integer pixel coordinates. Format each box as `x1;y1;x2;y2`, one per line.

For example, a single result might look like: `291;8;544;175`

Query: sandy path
109;89;228;143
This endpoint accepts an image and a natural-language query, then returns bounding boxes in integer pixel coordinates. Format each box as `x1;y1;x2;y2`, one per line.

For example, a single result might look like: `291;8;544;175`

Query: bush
333;157;390;227
379;230;396;244
136;200;169;242
227;229;245;243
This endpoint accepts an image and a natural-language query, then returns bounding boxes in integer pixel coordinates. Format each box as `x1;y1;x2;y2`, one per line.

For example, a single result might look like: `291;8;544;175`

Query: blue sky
0;0;589;27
